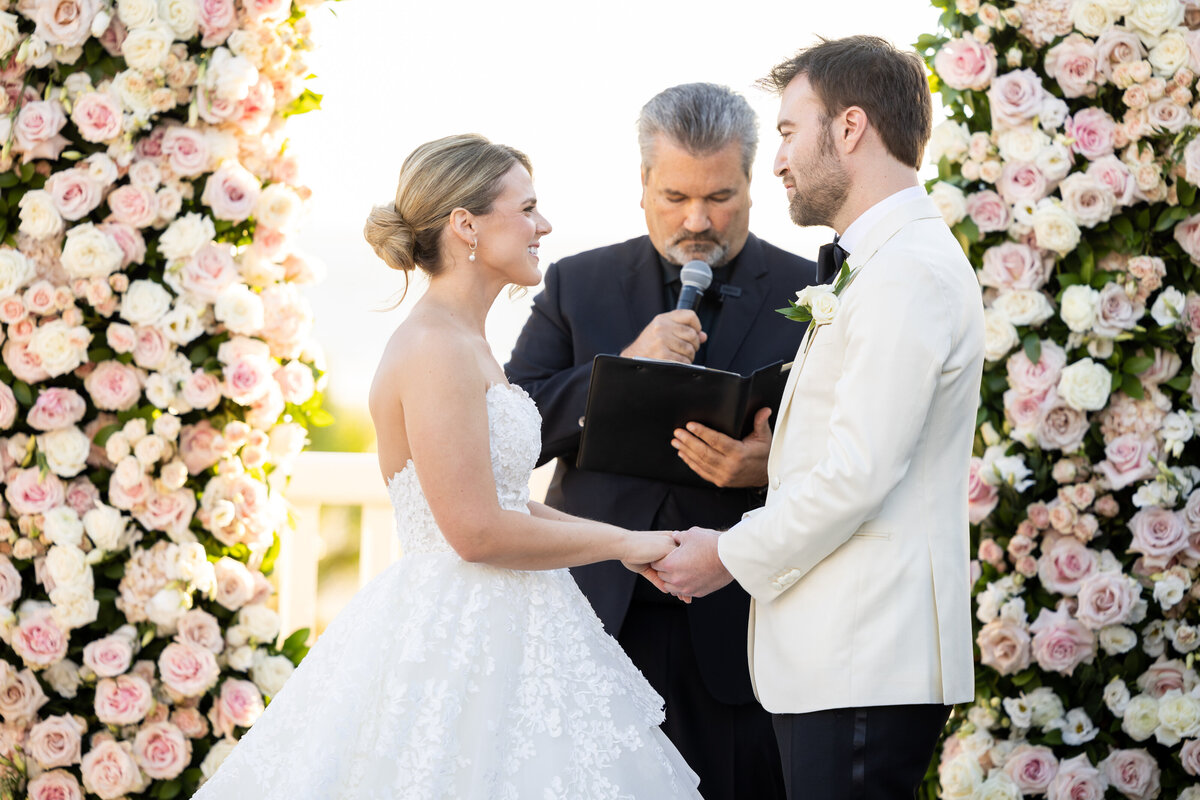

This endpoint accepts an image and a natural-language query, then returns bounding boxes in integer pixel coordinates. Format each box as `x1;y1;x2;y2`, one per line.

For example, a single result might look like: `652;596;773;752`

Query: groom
651;36;985;798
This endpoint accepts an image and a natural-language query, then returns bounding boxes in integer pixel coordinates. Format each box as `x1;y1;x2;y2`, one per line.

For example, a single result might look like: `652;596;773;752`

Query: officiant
505;82;815;800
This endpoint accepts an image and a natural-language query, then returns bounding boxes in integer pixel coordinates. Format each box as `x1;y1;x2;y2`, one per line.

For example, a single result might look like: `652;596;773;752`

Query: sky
288;0;944;416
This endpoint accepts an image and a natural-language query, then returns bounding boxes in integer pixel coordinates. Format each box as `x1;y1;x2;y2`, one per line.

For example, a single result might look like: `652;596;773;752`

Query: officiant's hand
672;407;772;488
652;527;733;599
620;310;707;364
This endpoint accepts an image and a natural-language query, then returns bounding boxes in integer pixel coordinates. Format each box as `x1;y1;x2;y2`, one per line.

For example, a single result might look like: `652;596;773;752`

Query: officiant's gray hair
637;83;758;176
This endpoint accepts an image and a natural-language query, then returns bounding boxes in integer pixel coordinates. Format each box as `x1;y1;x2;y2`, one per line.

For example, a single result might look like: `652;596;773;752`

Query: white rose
158;213;215;261
0;248;36;299
254;184;303;231
939;753;984;799
144;373;176;410
1035;142;1073;182
249;650;293;697
17;190;64;240
1057;358;1112;411
1099;624;1138;655
83;505;128;551
111;69;154;122
930;181;967;226
1194;342;1200;375
928;120;971;164
117;0;158;27
49;583;97;629
61;223;123;280
997;125;1050;163
40;427;90;478
121;22;174;71
45;544;89;588
808;291;839;326
133;433;165;467
1032;201;1082;255
1149;29;1190;75
1127;0;1185;44
1157;690;1200;744
146;586;188;633
226;644;254;671
214;284;265;335
120;280;172;326
206;47;258;102
175;542;215;594
236;605;280;644
1060;284;1100;332
1028;687;1066;729
974;773;1022;800
199;737;236;781
43;507;84;548
1105;678;1132;716
43;657;81;699
0;11;19;60
1102;0;1135;14
160;297;206;345
1071;0;1115;36
983;307;1020;361
1122;694;1160;741
157;0;198;39
991;290;1055;327
29;320;91;378
1151;286;1185;327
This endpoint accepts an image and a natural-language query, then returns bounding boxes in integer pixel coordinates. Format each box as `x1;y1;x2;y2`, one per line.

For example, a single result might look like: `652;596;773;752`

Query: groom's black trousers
773;703;949;799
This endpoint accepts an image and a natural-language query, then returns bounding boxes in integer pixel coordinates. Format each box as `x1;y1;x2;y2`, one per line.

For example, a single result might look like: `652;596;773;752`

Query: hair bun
363;205;416;272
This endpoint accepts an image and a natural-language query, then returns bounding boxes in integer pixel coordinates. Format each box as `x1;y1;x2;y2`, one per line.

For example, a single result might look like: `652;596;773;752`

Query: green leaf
92;423;121;447
307;408;335;428
153;779;182;800
1022;334;1041;364
0;173;18;189
956;216;981;244
282;89;323;117
1121;373;1145;399
12;381;31;407
1166;374;1192;391
1124;355;1155;375
1077;239;1095;283
1155;205;1189;232
1180;179;1198;208
1112;216;1135;239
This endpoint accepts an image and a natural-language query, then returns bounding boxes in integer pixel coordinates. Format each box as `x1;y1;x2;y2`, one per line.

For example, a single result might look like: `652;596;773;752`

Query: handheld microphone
676;260;713;312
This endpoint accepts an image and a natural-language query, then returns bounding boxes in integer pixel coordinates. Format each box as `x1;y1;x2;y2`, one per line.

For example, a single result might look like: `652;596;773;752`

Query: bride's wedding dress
193;383;701;799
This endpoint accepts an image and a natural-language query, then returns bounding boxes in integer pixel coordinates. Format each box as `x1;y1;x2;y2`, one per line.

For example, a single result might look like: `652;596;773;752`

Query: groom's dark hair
760;36;932;170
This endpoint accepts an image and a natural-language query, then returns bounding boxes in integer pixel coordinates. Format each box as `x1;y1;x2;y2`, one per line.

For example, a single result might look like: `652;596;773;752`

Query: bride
192;134;702;799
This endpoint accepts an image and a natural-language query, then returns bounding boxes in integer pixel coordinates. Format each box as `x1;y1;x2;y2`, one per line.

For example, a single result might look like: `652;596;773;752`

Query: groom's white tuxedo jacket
717;193;985;715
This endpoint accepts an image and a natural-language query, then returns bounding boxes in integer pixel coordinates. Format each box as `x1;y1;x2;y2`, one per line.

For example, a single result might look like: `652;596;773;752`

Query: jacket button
771;477;781;490
578;416;585;428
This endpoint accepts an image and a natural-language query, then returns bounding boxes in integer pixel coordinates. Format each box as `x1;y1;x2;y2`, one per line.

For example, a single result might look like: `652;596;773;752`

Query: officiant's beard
664;233;728;267
788;126;850;229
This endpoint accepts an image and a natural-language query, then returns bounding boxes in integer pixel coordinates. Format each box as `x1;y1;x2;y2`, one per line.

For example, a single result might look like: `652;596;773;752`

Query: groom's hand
652;527;733;599
672;407;772;488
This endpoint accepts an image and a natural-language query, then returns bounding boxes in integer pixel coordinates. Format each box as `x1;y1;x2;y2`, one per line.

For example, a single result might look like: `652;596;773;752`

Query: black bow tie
816;239;848;285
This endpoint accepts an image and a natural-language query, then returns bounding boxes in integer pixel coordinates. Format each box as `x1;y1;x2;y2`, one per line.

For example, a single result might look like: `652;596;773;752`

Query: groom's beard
788;126;850;229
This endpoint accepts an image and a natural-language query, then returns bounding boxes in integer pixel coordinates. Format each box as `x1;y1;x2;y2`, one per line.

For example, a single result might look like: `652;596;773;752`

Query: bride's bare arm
393;334;674;571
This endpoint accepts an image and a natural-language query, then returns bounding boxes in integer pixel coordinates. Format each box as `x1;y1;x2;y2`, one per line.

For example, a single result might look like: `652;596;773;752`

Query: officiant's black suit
505;233;815;800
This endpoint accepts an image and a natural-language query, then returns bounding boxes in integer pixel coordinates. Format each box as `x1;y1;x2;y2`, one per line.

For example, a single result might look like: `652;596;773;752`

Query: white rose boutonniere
778;262;861;326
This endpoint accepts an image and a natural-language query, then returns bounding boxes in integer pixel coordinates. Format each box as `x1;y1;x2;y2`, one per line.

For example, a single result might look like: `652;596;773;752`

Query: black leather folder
575;355;791;488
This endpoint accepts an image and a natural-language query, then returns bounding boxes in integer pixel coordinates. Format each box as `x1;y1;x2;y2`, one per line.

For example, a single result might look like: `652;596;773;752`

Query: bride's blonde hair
364;134;532;300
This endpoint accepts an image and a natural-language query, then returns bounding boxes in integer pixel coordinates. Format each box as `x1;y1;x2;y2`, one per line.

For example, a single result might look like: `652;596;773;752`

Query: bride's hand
620;532;691;602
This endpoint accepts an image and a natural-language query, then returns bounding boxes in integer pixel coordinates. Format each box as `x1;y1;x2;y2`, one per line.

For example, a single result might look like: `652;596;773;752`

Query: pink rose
242;0;290;20
1005;388;1048;443
31;0;99;48
234;75;275;136
1045;34;1100;98
14;101;69;163
1004;744;1059;794
12;610;69;669
1075;572;1138;630
209;678;264;737
70;92;122;144
27;770;84;800
0;555;21;607
935;36;998;90
1137;658;1194;698
0;667;48;724
28;388;86;432
179;242;238;303
45;169;104;222
1037;395;1089;452
84;360;142;411
988;69;1047;130
1137;346;1180;387
80;739;140;800
1174;213;1200;264
1100;749;1159;800
1096;26;1146;80
5;468;66;516
96;222;146;269
83;634;134;678
171;706;209;738
1047;754;1105;800
1096;434;1157;491
1037;537;1098;595
179;420;224;474
245;379;285;430
181;368;223;413
977;618;1031;676
158;641;220;698
133;488;196;541
1181;738;1200;776
222;355;274;405
176;608;223;653
1186;488;1200;533
27;714;84;768
132;721;190;780
131;326;170;370
965;190;1012;234
980;242;1048;291
1147;98;1189;133
23;280;56;315
94;674;153;725
65;475;101;515
1066;108;1116;160
274;360;316;405
105;185;158;229
1129;506;1188;569
161;126;211;178
201;161;261;222
213;556;254;610
198;0;237;45
4;339;51;384
1029;606;1096;676
1087;155;1135;206
0;383;16;432
1007;340;1066;396
968;457;1000;524
996;162;1049;205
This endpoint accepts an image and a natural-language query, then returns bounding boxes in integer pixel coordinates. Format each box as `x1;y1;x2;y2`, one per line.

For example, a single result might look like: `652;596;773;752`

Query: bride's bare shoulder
369;314;477;413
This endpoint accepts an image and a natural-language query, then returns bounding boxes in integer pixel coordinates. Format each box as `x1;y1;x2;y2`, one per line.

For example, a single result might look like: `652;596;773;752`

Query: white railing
276;451;554;639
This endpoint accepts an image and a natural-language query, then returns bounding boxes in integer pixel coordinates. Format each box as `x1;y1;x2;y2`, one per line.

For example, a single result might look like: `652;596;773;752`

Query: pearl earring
468;240;477;262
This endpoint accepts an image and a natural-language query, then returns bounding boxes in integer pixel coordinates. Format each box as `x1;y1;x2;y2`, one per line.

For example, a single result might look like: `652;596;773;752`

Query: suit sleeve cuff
718;524;789;605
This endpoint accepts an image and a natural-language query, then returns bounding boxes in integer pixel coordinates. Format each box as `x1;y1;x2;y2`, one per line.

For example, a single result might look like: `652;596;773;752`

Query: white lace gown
193;384;702;799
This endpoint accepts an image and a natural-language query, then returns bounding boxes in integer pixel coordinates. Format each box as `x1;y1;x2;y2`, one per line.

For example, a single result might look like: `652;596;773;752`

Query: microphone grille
680;260;713;290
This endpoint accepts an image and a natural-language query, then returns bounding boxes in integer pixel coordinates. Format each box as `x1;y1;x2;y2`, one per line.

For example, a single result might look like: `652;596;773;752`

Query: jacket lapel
618;238;669;341
704;234;771;372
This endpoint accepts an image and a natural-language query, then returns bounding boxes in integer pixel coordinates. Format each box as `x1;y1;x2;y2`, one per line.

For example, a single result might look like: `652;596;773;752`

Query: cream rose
119;279;172;326
1032;201;1083;255
18;190;65;240
61;223;123;280
40;427;91;478
121;21;173;70
1057;358;1112;411
158;212;216;261
1059;284;1101;332
991;289;1055;327
0;248;36;299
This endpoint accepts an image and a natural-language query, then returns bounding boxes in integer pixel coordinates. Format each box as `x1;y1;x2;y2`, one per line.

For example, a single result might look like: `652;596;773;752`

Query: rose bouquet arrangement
0;0;333;797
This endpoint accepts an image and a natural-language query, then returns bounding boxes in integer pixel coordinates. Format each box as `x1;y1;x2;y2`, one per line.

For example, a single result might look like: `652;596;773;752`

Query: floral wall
0;0;331;798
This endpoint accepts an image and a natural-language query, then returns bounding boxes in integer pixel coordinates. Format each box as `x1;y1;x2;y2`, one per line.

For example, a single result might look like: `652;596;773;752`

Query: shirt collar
659;248;741;286
837;185;927;256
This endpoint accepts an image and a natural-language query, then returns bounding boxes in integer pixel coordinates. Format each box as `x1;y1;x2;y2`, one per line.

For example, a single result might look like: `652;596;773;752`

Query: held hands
620;531;691;603
672;407;773;488
651;527;734;599
620;310;707;364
